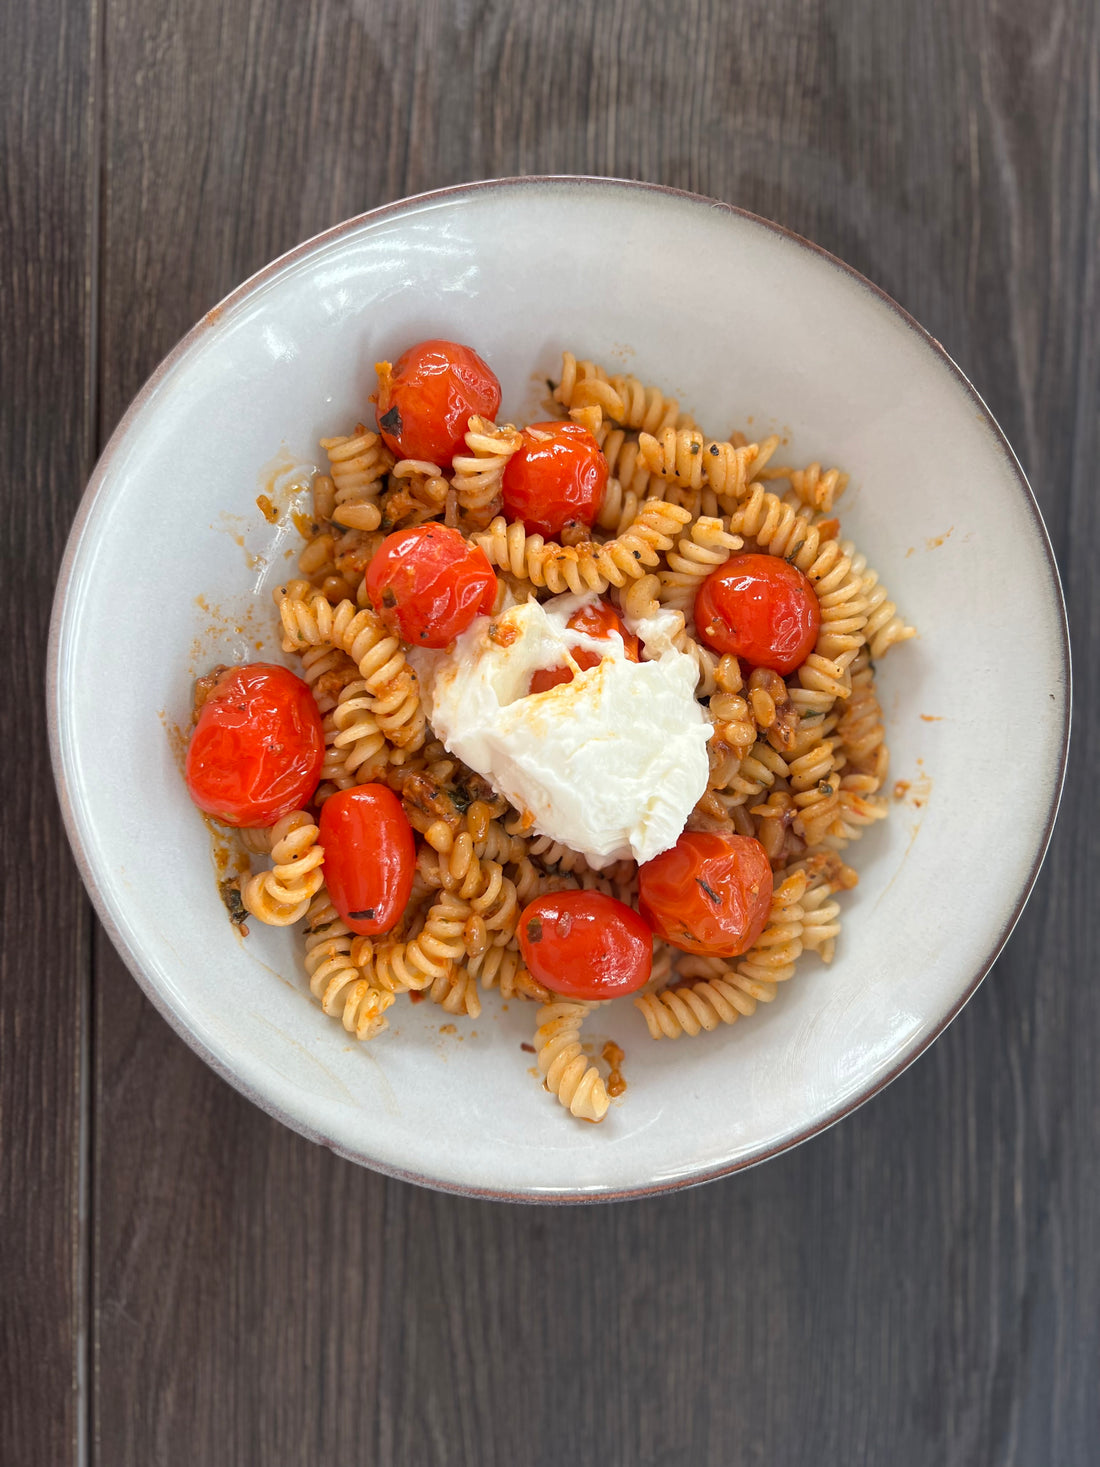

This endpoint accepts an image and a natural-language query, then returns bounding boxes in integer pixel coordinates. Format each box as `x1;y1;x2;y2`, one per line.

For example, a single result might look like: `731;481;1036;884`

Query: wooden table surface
5;1;1098;1462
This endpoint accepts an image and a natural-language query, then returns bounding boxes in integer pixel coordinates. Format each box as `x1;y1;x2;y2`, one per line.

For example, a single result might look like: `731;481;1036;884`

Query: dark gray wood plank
0;0;97;1463
91;1;1099;1465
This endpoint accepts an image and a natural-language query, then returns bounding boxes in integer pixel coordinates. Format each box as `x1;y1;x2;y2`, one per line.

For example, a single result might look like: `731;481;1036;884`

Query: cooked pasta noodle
241;811;325;926
450;417;523;529
473;499;693;596
305;891;395;1039
534;999;610;1121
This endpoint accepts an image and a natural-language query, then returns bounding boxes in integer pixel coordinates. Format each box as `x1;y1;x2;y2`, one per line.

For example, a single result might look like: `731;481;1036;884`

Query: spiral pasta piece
534;999;610;1121
278;589;426;750
466;943;549;1002
304;892;394;1039
450;417;523;529
638;427;773;503
473;499;692;596
366;892;468;993
759;460;849;514
329;677;389;782
837;649;887;787
320;425;392;531
841;542;917;659
798;883;843;960
553;353;626;419
241;812;325;926
592;421;665;518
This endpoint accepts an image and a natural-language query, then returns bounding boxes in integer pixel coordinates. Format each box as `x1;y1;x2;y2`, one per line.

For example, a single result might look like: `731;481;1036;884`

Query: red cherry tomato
518;891;653;1000
317;785;416;936
638;831;773;958
185;663;324;827
528;600;641;694
375;339;501;466
365;523;497;648
694;553;820;675
501;421;608;539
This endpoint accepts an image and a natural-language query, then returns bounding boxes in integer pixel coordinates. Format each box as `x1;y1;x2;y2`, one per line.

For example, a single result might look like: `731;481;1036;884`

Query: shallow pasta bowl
49;177;1070;1201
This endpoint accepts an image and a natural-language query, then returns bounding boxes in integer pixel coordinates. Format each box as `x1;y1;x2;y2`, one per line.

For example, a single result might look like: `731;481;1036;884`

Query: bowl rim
48;174;1072;1204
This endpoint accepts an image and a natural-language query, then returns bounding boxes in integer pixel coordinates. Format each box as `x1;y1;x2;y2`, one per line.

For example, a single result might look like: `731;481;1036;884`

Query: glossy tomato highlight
502;421;607;539
695;553;820;674
365;523;497;648
638;831;772;958
375;339;501;466
318;785;416;936
185;663;324;827
518;891;653;1000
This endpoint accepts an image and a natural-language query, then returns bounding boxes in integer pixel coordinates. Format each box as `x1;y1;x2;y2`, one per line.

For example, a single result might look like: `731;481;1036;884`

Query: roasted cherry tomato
518;891;653;1000
375;339;501;466
185;663;324;827
501;420;608;539
317;785;416;936
528;600;641;694
365;523;497;648
638;831;772;958
694;553;820;675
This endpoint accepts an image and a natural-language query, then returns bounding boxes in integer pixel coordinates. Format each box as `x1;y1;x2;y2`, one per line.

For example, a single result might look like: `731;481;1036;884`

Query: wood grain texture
0;1;96;1464
11;0;1095;1463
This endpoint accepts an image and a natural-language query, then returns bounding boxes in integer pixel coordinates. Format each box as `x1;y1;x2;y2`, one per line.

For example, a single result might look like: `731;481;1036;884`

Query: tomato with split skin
318;785;416;936
528;600;641;695
518;890;653;1000
638;831;773;957
375;339;501;466
365;523;497;649
185;663;324;827
695;553;820;675
502;420;608;539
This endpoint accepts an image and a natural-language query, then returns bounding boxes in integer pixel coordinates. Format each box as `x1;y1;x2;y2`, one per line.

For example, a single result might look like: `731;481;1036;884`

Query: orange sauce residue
488;619;519;648
157;707;189;773
919;714;943;722
926;527;954;550
292;509;315;539
895;759;933;810
256;493;278;524
439;1023;457;1036
602;1040;626;1098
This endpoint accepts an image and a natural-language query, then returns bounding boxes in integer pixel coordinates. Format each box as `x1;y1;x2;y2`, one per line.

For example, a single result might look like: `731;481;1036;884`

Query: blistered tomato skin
318;786;416;936
184;663;324;827
694;553;820;675
375;340;501;466
502;421;608;539
365;523;497;648
528;600;641;694
638;831;773;958
518;891;653;1000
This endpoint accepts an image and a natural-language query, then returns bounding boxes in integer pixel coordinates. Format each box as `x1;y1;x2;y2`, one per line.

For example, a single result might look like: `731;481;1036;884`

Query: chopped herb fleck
379;405;402;436
526;916;544;944
219;880;248;927
696;877;721;904
349;908;376;921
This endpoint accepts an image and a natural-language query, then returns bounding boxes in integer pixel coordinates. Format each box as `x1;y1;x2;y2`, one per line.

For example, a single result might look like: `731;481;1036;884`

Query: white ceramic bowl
50;178;1069;1201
